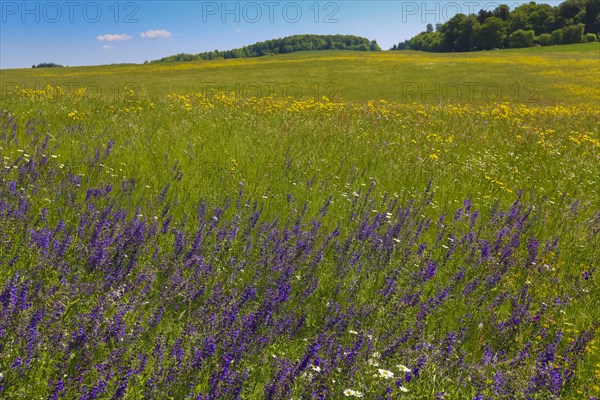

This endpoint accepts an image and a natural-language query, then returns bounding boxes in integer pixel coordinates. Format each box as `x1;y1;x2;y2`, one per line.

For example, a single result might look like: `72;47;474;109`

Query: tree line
31;63;63;68
152;34;381;63
392;0;599;52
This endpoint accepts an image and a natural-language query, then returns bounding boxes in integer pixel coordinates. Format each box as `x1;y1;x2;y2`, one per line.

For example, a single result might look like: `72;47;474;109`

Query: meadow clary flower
378;369;394;379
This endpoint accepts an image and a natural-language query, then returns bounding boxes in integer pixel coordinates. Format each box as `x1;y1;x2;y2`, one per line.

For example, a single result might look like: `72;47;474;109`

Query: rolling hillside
2;43;599;105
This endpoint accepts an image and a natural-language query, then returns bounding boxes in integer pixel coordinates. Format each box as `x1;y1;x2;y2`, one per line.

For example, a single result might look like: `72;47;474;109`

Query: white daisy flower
378;369;394;379
397;364;411;372
368;358;379;367
343;389;364;398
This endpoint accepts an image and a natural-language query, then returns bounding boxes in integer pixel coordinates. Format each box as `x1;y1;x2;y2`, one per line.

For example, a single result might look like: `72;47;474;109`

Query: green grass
0;44;599;398
2;43;599;104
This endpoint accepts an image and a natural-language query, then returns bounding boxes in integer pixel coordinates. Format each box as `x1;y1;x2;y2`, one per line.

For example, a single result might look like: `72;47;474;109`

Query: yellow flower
429;153;439;161
67;111;82;121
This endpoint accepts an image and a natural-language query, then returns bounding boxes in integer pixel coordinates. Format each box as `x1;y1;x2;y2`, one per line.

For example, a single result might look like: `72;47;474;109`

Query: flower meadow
0;84;599;399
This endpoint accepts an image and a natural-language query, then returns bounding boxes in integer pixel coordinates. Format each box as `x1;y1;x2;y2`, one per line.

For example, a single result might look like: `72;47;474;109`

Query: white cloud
235;28;243;33
140;29;173;39
97;34;132;42
102;45;112;49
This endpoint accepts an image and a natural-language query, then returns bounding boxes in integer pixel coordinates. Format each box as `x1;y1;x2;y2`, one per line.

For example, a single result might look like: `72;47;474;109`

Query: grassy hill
2;43;598;104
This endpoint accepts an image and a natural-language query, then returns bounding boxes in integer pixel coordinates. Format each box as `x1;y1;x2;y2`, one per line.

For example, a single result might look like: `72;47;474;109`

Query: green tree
561;23;586;42
457;15;481;51
551;28;565;44
369;40;381;51
407;31;443;51
584;0;600;35
494;4;511;21
509;3;558;34
510;9;533;32
508;29;535;47
558;0;587;20
534;33;554;45
478;16;508;49
477;9;494;24
440;13;468;51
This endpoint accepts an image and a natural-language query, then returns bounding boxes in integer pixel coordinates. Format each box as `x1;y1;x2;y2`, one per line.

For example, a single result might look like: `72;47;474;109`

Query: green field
3;43;599;104
0;44;599;399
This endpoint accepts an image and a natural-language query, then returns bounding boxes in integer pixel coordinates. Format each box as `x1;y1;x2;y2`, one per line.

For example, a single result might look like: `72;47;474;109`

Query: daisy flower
397;364;411;372
378;369;394;379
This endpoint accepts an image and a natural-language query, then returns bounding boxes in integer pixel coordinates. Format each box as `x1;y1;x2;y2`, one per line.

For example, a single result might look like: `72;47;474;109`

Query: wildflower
399;386;409;392
349;330;358;335
397;364;411;372
368;358;380;367
310;364;321;372
429;153;439;161
378;369;394;379
344;389;363;397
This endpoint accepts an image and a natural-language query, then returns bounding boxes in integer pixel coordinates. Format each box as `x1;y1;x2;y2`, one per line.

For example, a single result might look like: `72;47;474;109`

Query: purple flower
421;261;437;282
105;139;114;158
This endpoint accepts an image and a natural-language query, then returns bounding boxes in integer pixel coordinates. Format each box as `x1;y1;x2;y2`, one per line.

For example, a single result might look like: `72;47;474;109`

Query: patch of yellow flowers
11;86;599;160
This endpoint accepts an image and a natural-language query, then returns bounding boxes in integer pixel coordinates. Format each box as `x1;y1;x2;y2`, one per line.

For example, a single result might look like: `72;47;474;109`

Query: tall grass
0;48;598;399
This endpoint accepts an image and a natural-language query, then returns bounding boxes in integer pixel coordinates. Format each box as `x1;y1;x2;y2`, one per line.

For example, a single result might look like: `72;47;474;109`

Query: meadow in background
0;43;599;398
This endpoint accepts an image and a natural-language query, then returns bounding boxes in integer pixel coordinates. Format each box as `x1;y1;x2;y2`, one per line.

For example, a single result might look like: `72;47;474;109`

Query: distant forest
392;0;599;52
31;63;63;68
152;34;381;63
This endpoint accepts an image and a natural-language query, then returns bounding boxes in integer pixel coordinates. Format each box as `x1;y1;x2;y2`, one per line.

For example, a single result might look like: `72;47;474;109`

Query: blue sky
1;1;563;69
